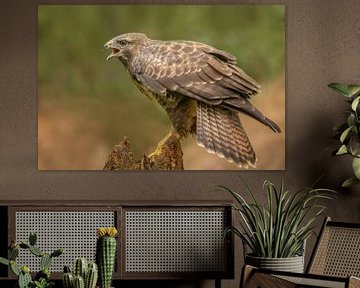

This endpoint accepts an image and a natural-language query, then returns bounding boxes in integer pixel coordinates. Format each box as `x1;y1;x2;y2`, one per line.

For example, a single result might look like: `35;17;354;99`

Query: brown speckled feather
133;40;280;132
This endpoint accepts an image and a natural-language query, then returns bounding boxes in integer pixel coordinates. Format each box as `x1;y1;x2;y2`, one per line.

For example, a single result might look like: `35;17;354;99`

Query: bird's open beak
104;40;121;61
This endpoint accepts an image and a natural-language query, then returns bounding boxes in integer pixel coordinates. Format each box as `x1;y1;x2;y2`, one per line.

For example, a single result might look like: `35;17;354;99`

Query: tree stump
103;136;184;170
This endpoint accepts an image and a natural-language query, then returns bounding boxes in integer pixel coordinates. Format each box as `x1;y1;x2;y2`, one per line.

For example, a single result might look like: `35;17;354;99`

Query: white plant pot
245;254;305;273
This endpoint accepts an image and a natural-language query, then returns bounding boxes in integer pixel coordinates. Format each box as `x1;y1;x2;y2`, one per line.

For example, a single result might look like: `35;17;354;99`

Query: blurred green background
38;5;285;170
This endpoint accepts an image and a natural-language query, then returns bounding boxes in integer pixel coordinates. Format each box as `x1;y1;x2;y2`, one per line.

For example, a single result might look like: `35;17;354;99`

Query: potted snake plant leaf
328;83;360;187
221;179;334;273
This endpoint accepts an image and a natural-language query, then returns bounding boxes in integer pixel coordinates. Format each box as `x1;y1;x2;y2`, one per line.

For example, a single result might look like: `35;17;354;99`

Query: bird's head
104;33;150;62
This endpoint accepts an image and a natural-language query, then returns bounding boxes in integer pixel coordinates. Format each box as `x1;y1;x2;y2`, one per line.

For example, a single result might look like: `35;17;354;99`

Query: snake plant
222;179;335;258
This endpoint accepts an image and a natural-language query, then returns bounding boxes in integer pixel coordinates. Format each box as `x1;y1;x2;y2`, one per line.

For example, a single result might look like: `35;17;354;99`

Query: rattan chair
241;217;360;288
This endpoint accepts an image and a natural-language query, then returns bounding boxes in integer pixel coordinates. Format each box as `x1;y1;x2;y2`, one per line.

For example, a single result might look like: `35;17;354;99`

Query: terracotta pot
245;254;305;273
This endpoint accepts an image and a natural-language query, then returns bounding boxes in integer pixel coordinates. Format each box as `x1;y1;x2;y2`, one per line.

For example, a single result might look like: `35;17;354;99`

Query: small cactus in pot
62;259;98;288
96;227;118;288
74;258;88;280
73;275;85;288
85;262;98;288
62;266;74;288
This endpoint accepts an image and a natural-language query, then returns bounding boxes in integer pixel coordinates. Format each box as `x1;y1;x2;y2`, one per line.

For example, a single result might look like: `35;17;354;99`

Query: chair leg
215;278;221;288
240;265;255;288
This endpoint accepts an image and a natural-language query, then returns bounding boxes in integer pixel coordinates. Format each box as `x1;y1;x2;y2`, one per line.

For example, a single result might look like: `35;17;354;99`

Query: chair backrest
307;217;360;277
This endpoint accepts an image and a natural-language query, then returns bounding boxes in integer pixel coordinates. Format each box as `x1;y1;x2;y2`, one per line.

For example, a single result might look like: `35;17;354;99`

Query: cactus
63;272;74;288
21;265;30;274
19;243;30;249
0;257;9;266
10;260;20;276
96;227;118;288
64;265;72;273
74;275;85;288
19;272;32;288
41;253;52;270
85;263;98;288
18;267;32;288
29;245;44;257
51;248;64;257
63;259;98;288
74;258;88;279
62;265;74;288
9;246;19;260
29;232;37;246
0;232;64;288
35;268;50;281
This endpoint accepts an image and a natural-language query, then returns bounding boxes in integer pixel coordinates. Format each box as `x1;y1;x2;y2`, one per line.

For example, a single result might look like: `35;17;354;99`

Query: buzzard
104;33;281;168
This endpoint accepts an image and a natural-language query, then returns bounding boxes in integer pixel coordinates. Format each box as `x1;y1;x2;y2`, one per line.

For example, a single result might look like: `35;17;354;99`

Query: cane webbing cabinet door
121;205;233;279
8;205;119;278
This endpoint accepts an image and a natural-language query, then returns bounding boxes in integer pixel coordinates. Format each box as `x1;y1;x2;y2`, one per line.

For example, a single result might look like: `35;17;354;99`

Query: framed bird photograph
38;5;285;170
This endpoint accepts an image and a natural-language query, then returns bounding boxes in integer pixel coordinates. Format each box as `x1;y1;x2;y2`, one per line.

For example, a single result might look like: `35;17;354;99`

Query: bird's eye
117;40;128;47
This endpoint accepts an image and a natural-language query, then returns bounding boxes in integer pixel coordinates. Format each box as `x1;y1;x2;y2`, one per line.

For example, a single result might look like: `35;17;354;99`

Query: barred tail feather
196;102;257;168
224;98;281;133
